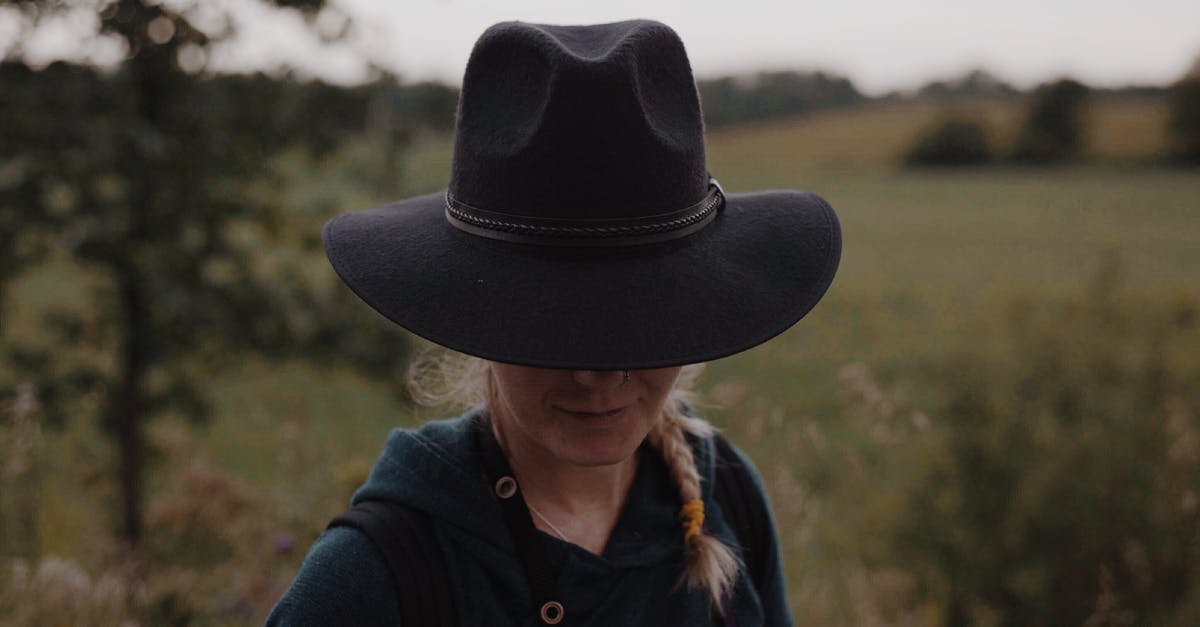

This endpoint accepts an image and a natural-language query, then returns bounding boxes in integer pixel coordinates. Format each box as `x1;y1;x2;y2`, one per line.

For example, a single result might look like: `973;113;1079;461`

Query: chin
543;407;657;468
559;437;643;468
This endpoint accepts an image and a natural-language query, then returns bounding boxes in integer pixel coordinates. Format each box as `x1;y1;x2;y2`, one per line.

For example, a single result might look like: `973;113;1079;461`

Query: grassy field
706;96;1172;171
4;95;1199;624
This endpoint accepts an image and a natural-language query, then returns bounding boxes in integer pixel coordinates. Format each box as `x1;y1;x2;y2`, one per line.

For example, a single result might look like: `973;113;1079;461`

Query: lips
557;405;629;418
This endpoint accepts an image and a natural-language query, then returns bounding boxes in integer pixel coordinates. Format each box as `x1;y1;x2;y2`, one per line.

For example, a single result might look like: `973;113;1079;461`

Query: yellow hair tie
680;498;705;543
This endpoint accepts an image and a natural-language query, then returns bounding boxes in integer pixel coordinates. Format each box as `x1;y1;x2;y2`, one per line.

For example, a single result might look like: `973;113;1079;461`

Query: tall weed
887;257;1200;625
717;257;1200;625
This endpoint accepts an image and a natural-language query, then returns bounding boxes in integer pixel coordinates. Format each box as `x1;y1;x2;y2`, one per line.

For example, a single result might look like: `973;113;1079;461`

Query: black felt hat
323;20;842;369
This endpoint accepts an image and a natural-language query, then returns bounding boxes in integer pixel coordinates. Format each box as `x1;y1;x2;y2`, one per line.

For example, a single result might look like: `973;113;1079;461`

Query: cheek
497;381;546;419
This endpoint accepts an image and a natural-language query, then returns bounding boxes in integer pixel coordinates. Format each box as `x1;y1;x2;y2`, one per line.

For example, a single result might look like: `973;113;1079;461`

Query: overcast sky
6;0;1200;95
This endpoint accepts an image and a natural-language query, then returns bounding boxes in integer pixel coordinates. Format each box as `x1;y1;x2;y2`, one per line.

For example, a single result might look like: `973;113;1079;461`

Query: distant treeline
9;60;1198;173
0;61;459;154
5;61;1186;142
902;71;1200;166
1;62;867;134
696;71;864;127
883;68;1171;102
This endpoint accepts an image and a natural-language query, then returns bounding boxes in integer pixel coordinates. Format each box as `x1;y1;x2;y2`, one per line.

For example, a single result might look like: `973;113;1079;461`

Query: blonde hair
406;348;740;610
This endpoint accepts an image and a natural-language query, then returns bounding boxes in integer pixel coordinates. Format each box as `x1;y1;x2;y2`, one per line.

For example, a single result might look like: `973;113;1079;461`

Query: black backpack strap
327;500;458;627
712;434;772;595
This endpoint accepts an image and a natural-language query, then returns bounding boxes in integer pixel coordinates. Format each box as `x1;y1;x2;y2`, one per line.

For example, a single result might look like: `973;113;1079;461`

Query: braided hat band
446;179;725;247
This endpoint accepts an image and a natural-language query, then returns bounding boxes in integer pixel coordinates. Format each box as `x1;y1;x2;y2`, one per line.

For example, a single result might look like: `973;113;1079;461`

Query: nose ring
621;370;630;385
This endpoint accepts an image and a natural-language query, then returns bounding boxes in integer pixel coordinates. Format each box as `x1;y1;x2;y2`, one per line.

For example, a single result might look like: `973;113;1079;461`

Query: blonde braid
649;398;741;611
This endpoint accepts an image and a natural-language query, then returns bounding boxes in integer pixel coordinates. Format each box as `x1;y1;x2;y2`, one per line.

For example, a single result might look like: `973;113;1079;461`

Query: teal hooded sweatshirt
266;410;793;626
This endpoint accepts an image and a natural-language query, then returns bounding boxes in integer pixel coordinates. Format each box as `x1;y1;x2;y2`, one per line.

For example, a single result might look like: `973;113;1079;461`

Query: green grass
5;95;1199;624
788;168;1200;290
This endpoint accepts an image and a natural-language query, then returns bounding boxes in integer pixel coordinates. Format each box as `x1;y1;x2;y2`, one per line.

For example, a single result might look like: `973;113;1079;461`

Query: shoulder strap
327;500;458;627
711;434;772;594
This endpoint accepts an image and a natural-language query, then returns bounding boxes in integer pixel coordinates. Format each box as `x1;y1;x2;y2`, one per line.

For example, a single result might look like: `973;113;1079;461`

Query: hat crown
449;20;708;220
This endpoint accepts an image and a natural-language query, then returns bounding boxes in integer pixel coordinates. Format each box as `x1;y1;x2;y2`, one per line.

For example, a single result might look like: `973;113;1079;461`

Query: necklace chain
526;501;571;543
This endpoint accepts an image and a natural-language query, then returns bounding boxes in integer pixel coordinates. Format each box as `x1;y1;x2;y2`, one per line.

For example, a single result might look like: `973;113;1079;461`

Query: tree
916;68;1020;101
0;0;414;548
1010;78;1090;163
1166;56;1200;164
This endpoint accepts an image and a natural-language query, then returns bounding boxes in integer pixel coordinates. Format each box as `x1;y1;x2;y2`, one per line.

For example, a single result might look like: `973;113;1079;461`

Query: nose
570;370;626;389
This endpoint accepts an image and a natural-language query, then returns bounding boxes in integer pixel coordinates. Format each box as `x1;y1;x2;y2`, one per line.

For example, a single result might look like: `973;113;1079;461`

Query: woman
268;19;840;627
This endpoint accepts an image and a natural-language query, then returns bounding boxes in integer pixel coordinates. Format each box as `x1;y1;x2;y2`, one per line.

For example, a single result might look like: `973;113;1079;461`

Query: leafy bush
1011;79;1091;163
903;117;992;166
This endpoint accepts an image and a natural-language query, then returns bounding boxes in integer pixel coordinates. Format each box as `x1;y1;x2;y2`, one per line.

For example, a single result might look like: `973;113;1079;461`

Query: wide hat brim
323;189;841;370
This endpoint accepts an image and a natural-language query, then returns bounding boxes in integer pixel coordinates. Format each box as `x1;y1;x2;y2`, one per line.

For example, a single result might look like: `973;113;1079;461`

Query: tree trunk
115;268;147;546
110;19;169;548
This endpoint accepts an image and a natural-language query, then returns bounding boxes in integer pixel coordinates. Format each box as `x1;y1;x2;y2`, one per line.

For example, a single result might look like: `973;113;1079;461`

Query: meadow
3;95;1199;625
